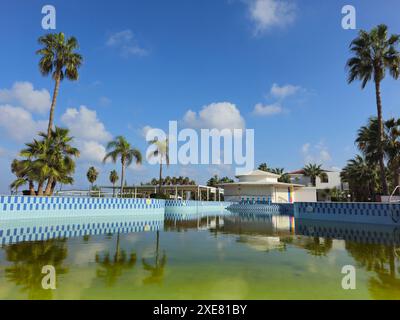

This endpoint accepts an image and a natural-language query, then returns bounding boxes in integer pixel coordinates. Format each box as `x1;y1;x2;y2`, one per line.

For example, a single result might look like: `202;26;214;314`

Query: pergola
100;184;224;201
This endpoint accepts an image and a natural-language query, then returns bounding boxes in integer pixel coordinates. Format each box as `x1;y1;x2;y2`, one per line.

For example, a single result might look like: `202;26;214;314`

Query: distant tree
109;170;119;197
303;164;328;187
258;163;269;172
87;167;99;190
103;136;142;197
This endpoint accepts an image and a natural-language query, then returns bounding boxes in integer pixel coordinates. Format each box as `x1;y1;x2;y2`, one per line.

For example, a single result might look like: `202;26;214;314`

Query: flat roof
217;182;306;188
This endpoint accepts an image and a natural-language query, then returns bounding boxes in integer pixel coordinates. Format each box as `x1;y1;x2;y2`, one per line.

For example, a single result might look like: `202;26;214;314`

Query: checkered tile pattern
0;196;164;212
0;217;163;245
296;219;400;245
294;202;400;225
227;203;294;215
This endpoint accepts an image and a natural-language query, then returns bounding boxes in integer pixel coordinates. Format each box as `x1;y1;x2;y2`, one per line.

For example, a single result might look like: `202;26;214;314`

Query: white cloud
0;105;47;142
61;106;113;164
248;0;296;34
61;106;112;143
252;103;283;116
98;96;112;107
301;141;332;165
0;82;51;114
270;83;300;99
106;30;147;57
78;140;107;163
183;102;245;130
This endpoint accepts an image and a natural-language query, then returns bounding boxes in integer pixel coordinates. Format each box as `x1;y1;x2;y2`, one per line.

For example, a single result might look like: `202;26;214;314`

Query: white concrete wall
316;171;342;190
293;187;317;202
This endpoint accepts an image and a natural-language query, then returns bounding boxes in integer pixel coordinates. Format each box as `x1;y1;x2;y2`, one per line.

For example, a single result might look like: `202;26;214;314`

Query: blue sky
1;0;400;193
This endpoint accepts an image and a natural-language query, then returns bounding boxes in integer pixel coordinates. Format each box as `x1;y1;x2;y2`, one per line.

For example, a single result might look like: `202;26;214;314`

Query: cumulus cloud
77;140;107;163
61;106;112;143
106;30;147;57
270;83;301;99
61;106;112;163
183;102;245;130
301;141;332;165
252;103;283;116
0;105;47;142
0;82;51;114
253;83;303;117
248;0;296;34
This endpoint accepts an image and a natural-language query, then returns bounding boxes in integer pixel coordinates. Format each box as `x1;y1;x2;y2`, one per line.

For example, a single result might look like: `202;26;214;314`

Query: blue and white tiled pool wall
0;196;165;220
227;203;293;215
294;202;400;226
0;196;232;220
165;200;232;216
0;215;164;245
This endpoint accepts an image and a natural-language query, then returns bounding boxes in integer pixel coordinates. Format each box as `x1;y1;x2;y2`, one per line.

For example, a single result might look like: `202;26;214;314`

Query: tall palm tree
109;170;119;197
87;166;99;190
302;164;327;187
347;24;400;195
103;136;142;197
36;32;83;138
148;138;169;194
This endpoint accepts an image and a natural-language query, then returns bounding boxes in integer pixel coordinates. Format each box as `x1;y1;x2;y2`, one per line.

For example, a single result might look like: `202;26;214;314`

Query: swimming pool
1;205;399;300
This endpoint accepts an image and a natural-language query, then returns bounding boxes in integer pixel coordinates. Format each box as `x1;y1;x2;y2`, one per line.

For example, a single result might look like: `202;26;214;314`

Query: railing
389;186;400;203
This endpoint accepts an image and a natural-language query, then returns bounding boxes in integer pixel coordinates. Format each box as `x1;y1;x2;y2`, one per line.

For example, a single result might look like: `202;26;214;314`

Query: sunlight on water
0;209;400;300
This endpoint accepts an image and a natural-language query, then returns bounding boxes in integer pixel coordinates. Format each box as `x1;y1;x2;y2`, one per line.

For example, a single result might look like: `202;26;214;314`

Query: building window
320;175;329;183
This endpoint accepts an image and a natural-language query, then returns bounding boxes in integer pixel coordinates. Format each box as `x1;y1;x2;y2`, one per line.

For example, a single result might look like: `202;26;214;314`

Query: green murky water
1;210;400;300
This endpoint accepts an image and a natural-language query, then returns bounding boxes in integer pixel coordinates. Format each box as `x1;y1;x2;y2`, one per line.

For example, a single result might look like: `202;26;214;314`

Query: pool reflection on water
0;210;400;300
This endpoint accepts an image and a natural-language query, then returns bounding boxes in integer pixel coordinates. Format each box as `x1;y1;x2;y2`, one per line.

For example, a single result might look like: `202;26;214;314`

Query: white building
219;170;316;203
288;169;345;201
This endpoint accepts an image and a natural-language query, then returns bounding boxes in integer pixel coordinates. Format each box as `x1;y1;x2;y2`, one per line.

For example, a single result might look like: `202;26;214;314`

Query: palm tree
87;167;99;190
302;164;327;187
36;32;83;138
347;24;400;195
103;136;142;197
10;159;36;195
258;163;269;172
109;170;119;197
384;118;400;191
207;175;219;187
269;168;291;183
148;138;169;194
41;127;79;195
341;155;379;201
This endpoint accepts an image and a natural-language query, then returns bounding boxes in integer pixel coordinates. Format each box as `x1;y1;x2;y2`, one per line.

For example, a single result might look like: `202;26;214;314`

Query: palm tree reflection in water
346;242;400;299
95;232;137;287
142;231;167;285
4;239;68;299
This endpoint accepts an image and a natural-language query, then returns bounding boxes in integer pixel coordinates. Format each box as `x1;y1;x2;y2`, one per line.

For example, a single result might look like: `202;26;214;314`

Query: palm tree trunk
112;183;115;197
158;159;163;194
37;181;44;196
375;79;389;195
50;180;57;195
44;177;53;196
120;159;125;198
29;180;35;196
47;72;61;139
